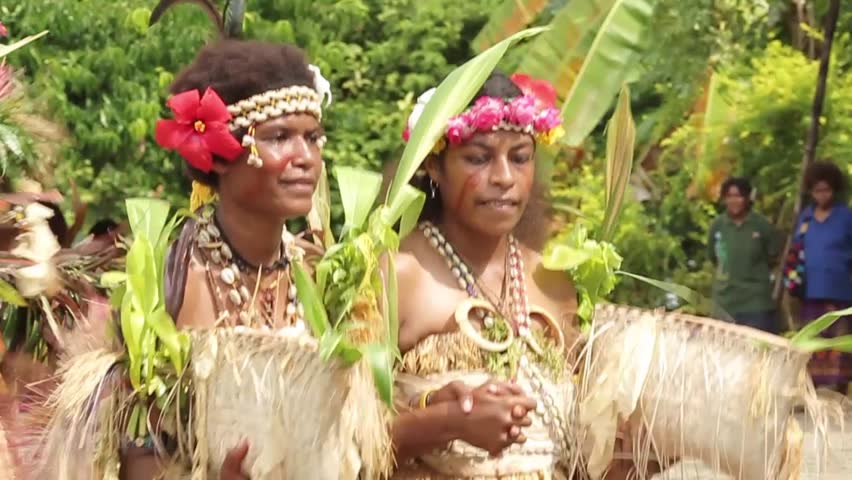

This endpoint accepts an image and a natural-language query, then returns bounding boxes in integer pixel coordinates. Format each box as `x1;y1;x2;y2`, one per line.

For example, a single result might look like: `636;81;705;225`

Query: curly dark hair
168;39;315;187
409;71;551;250
804;160;848;194
719;176;752;201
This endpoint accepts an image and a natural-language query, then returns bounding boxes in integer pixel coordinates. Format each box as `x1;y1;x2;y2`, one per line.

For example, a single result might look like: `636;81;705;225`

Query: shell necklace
195;206;305;330
420;221;572;454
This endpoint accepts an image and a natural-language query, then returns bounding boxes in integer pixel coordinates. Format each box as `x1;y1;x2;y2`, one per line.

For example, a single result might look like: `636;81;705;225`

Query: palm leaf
307;163;334;248
386;27;547;210
600;85;635;242
471;0;550;52
126;198;171;247
0;277;27;307
291;261;330;337
363;342;394;407
380;185;426;238
336;166;383;236
148;0;223;30
556;0;657;146
794;334;852;353
384;254;400;349
0;31;49;58
516;0;616;95
791;306;852;345
617;270;725;319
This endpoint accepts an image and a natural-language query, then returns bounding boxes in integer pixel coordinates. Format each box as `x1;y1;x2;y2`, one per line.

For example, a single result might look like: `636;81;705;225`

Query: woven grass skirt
187;327;390;480
578;305;827;480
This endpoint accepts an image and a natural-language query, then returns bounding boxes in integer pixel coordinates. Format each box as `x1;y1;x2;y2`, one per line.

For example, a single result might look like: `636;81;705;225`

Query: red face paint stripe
454;170;484;212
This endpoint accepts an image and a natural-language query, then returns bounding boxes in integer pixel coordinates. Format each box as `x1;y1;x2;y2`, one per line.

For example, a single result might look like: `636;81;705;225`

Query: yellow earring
190;180;216;212
243;124;262;168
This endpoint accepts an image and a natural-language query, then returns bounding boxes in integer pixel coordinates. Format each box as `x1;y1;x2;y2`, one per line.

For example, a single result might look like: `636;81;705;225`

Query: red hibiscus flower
510;73;557;109
0;22;7;38
154;87;243;173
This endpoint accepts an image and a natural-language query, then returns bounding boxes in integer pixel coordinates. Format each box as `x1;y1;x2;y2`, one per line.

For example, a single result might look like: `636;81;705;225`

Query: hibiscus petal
154;120;193;149
202;123;244;162
510;73;557;108
167;89;201;124
177;135;214;173
197;87;232;123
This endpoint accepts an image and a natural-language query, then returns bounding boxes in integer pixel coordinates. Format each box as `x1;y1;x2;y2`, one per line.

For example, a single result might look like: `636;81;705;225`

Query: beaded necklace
419;221;573;455
194;206;305;330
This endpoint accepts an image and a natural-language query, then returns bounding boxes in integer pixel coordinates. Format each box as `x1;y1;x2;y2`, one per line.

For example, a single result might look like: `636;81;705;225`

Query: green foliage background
2;0;852;312
2;0;499;222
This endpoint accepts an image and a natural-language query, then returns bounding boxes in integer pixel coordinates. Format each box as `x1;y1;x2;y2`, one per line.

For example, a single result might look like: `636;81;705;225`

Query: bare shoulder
526;249;576;302
395;232;431;289
524;247;578;332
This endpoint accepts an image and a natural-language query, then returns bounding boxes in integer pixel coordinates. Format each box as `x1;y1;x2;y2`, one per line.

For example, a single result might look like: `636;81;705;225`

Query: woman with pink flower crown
388;72;657;480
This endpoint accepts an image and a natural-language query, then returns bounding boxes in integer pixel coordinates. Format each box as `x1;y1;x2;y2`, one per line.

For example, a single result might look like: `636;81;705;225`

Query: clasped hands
414;379;537;457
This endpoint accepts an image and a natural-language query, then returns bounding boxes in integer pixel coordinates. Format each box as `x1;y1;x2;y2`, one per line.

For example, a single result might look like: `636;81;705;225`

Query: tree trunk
798;0;840;214
774;0;841;324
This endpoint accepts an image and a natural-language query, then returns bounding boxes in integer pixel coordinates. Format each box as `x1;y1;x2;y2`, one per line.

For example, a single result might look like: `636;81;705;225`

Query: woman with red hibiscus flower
114;39;334;480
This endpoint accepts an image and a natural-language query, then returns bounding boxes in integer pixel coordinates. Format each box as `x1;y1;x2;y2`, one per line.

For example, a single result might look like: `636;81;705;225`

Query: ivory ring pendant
453;300;565;355
523;305;566;355
453;298;514;352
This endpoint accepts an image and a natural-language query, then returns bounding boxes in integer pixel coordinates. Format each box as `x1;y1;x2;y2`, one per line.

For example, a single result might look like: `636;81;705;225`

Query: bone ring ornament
454;298;515;352
523;305;566;356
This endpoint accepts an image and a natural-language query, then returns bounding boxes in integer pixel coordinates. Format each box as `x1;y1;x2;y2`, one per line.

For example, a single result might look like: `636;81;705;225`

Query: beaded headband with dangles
229;65;332;168
154;64;333;210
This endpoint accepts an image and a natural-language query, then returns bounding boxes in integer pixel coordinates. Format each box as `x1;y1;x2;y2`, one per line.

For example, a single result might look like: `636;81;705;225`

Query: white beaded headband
226;64;332;131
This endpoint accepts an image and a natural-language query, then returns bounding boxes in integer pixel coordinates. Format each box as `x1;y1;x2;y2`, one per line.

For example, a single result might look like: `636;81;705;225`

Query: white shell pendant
220;268;235;285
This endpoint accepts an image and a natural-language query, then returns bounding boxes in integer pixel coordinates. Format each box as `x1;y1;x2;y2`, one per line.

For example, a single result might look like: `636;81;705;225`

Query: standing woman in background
708;177;782;333
792;161;852;394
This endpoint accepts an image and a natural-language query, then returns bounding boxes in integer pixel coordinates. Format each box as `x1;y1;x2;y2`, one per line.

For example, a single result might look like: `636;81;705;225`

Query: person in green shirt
708;177;782;333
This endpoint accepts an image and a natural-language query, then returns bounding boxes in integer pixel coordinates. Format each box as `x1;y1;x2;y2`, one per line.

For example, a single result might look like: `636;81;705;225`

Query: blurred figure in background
792;161;851;394
708;177;782;333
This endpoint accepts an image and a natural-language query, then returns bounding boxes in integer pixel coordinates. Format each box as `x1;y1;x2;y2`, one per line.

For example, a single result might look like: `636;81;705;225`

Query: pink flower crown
402;74;564;153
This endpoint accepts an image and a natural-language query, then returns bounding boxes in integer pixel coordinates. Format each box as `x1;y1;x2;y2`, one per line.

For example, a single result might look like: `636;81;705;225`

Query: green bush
3;0;499;225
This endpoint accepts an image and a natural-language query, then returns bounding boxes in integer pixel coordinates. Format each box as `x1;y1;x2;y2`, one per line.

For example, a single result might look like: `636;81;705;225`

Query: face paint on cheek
260;151;294;174
453;170;484;212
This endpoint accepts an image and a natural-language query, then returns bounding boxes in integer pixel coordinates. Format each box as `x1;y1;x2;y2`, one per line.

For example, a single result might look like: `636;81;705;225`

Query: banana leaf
516;0;616;95
0;31;48;58
600;85;635;242
691;71;735;199
555;0;656;146
471;0;550;52
386;27;548;211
